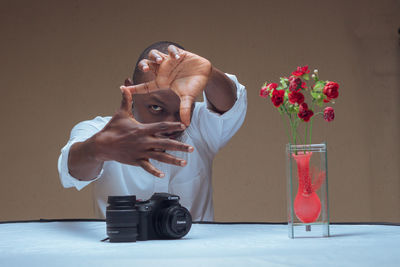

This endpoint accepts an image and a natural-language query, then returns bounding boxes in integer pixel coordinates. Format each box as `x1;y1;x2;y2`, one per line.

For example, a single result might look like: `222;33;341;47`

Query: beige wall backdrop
0;0;399;222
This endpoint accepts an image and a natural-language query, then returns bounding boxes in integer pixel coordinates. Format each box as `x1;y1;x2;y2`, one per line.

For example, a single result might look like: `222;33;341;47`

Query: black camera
106;193;192;242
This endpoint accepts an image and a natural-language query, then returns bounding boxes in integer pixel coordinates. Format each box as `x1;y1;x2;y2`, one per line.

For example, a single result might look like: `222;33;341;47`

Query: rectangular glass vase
286;143;329;238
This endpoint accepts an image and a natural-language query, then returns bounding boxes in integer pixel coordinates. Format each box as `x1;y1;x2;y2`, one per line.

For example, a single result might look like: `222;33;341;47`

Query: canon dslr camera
106;193;192;242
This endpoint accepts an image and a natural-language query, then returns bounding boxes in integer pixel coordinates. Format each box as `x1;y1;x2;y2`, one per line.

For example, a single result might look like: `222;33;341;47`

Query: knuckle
155;139;166;148
135;123;146;133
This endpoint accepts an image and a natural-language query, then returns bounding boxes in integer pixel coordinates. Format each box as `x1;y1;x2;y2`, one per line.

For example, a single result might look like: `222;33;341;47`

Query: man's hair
132;41;185;85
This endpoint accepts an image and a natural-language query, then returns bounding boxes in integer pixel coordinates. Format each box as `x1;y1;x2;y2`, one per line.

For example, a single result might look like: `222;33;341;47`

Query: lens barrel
155;205;192;239
106;195;138;242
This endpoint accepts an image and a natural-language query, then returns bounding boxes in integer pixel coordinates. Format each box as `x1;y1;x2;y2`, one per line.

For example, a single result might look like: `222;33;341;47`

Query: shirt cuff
58;140;103;191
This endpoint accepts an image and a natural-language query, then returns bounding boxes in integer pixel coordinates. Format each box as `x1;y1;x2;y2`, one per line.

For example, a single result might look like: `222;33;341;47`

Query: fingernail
156;56;162;62
180;160;186;166
188;146;194;152
159;173;165;178
180;124;186;129
175;54;180;60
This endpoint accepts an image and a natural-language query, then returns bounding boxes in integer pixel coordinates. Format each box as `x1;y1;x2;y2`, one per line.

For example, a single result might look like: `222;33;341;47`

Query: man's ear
124;78;133;86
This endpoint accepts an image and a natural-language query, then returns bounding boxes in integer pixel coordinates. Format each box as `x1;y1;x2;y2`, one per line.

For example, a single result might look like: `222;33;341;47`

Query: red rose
267;83;278;91
292;65;310;77
259;83;278;99
323;107;335;122
271;89;285;107
259;86;269;98
298;103;314;122
289;76;302;92
288;91;305;104
323;82;339;99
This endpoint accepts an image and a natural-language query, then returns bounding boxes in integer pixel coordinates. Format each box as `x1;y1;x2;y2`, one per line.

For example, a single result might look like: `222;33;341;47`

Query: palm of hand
156;52;212;110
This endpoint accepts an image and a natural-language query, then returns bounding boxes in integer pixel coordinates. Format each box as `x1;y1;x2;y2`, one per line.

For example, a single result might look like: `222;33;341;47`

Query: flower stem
309;117;313;144
304;121;308;153
292;118;299;153
280;113;291;144
282;104;295;147
309;102;316;145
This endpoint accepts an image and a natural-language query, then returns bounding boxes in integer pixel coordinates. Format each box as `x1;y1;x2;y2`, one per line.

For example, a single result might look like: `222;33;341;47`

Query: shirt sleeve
57;116;109;191
189;73;247;154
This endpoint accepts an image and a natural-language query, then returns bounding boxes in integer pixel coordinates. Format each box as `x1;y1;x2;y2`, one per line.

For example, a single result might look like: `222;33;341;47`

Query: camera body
106;193;192;242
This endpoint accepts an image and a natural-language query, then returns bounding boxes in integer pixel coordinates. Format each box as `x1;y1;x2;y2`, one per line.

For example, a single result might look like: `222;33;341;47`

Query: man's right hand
68;87;194;180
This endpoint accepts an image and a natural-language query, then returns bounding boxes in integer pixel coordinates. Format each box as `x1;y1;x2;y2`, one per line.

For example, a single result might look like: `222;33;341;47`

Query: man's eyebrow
148;94;167;106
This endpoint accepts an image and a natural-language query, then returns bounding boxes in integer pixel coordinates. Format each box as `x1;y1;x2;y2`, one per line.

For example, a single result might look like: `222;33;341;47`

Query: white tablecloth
0;221;398;267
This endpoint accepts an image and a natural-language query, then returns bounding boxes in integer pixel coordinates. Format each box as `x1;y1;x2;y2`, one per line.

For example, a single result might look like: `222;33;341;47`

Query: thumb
119;86;133;116
179;95;195;126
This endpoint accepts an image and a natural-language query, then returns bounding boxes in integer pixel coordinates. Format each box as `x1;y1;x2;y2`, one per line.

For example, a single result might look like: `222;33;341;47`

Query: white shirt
58;74;247;221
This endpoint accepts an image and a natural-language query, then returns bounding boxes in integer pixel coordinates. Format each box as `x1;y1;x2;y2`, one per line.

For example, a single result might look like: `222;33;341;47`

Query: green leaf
284;90;289;102
280;77;289;88
302;73;310;81
310;90;320;100
313;81;326;91
278;105;284;115
287;103;299;114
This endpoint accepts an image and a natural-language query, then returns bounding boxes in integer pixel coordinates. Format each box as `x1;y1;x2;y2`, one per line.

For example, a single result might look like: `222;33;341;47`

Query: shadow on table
52;221;105;241
52;221;195;242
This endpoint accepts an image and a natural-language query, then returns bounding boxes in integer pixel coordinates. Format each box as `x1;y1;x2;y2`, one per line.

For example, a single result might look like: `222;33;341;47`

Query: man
58;41;247;221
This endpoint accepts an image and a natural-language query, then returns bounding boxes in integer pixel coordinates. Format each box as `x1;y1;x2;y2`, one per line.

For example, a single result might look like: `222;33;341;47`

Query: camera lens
155;205;192;239
106;195;138;242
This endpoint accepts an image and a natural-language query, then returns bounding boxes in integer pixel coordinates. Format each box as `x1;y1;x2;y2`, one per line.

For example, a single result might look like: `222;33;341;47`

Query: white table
0;220;399;267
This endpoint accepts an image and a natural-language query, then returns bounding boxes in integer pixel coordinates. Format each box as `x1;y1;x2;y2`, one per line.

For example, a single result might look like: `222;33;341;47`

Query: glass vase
286;143;329;238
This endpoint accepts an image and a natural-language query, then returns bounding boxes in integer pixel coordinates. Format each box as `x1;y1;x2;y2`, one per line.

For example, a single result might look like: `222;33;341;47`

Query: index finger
120;80;163;95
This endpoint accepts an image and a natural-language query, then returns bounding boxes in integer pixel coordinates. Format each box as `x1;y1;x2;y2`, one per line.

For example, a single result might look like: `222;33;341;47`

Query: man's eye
149;105;163;112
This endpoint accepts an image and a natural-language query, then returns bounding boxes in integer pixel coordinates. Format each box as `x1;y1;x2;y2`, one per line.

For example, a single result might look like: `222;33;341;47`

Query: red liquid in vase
292;152;321;223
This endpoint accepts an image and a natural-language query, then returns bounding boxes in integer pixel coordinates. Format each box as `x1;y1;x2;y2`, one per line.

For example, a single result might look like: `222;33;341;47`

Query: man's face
132;72;193;140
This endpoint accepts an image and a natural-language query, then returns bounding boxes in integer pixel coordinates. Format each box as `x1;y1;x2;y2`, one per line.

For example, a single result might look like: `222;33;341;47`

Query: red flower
292;65;310;77
298;103;314;122
288;91;305;104
289;76;302;92
267;83;278;91
259;83;278;99
323;107;335;122
259;86;269;98
323;97;331;103
323;82;339;99
271;89;285;107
